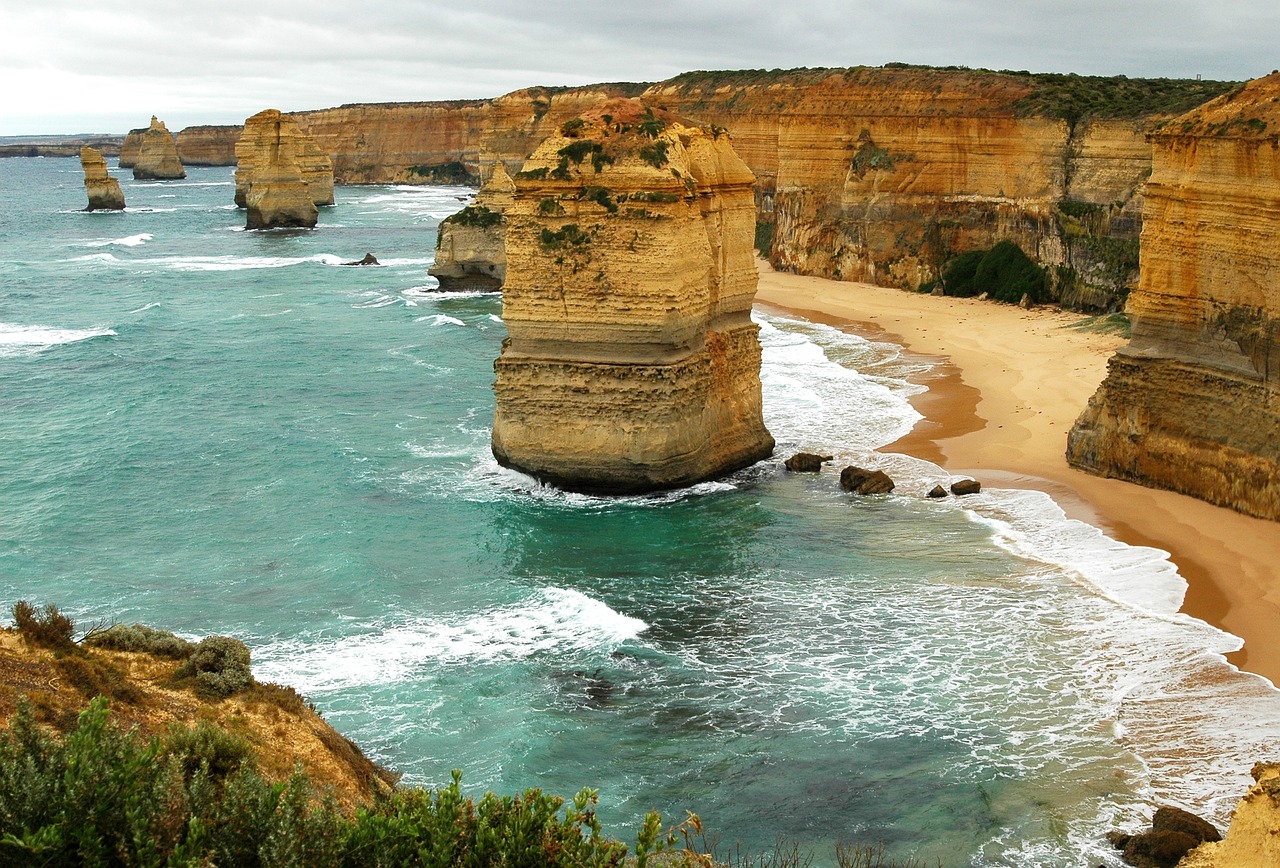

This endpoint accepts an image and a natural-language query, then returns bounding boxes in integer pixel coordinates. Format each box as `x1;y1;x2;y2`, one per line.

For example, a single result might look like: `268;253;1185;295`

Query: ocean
2;157;1278;866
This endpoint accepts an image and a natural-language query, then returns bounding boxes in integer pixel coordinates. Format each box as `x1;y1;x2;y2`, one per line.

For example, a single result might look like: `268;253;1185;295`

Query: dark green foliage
405;161;477;185
444;205;502;230
943;241;1047;304
174;636;252;698
84;624;193;659
539;224;593;250
0;700;679;867
514;166;549;181
640;140;669;168
582;186;618;214
1080;235;1140;296
1056;199;1106;220
538;197;566;216
755;221;775;255
637;109;666;139
628;191;680;204
1013;74;1237;123
11;601;75;651
558;140;604;166
591;151;614;172
851;140;894;176
560;117;587;137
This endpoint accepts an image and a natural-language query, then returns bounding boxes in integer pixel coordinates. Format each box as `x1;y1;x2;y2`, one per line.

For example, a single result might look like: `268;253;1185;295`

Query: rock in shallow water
784;452;833;472
840;466;895;495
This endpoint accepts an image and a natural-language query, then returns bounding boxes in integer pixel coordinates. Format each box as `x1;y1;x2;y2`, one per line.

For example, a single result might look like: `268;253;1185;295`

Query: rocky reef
130;116;185;180
79;146;125;211
175;124;241;166
492;99;774;492
234;110;321;230
1067;73;1280;521
1181;763;1280;867
235;109;334;213
429;162;514;291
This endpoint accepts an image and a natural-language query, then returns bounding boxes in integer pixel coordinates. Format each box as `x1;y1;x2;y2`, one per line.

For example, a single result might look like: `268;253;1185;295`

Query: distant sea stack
1067;72;1280;521
79;146;125;211
235;110;334;212
429;162;514;292
492;99;775;493
131;116;186;180
234;110;322;230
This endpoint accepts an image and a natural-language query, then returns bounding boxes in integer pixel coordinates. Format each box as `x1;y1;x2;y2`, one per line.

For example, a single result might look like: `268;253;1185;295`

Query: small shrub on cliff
10;601;75;651
446;204;501;230
83;623;193;659
560;117;587;137
173;635;252;698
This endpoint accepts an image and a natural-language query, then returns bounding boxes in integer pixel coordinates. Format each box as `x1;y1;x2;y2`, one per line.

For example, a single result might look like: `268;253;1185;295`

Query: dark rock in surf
784;452;833;472
840;466;895;495
950;478;981;496
927;484;947;498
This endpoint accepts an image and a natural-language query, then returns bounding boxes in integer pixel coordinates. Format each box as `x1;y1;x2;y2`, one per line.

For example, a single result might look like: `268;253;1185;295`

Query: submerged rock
491;98;774;493
840;466;895;495
132;116;185;180
784;452;833;472
80;146;125;211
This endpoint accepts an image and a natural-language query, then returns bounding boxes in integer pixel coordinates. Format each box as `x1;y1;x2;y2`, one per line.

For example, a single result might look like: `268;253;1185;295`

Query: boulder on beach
950;478;981;496
840;466;895;495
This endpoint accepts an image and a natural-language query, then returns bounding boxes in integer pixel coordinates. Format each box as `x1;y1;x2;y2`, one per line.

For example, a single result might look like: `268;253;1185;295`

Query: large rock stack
428;162;515;292
131;116;186;180
492;99;774;492
80;146;125;211
234;110;334;211
234;110;327;230
1067;73;1280;521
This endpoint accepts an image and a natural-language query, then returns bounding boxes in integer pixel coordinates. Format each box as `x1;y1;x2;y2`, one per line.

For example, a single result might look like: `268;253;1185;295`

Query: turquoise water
3;157;1279;866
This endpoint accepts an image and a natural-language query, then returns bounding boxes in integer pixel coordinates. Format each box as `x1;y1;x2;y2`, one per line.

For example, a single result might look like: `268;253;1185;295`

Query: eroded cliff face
132;116;186;180
175;125;241;166
428;162;515;291
118;128;143;168
492;99;774;492
80;146;125;211
1181;763;1280;867
235;110;320;230
1067;73;1280;520
235;110;333;216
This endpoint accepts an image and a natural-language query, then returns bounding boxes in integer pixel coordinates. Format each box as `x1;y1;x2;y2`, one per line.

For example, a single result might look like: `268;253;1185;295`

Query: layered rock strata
175;125;241;165
118;127;144;168
234;110;319;229
429;162;515;291
131;116;185;180
235;110;334;210
79;146;125;211
1067;73;1280;520
1181;763;1280;867
492;99;774;492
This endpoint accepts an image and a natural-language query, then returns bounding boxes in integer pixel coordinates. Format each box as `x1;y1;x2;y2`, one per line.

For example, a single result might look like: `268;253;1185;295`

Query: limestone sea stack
1067;72;1280;521
131;116;186;180
492;99;775;493
428;161;515;291
80;146;125;211
235;110;334;209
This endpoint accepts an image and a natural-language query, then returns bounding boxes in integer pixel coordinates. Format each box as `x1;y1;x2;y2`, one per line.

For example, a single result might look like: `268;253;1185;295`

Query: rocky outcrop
175;125;241;165
80;146;125;211
784;452;833;472
840;466;896;495
131;116;186;180
1180;763;1280;867
1067;73;1280;521
235;110;333;211
491;99;774;492
234;110;319;230
118;127;144;168
429;162;515;291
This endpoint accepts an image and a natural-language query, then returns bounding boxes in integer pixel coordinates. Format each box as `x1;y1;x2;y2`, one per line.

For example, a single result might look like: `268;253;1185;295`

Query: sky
3;0;1278;136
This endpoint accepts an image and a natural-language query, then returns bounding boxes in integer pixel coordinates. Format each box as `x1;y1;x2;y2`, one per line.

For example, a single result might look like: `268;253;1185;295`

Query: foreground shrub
10;601;75;651
943;241;1048;304
174;636;252;697
83;623;193;659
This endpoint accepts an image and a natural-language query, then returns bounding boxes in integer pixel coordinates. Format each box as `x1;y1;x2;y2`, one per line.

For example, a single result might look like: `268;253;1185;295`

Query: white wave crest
253;588;647;693
415;314;465;326
83;233;152;248
0;322;116;356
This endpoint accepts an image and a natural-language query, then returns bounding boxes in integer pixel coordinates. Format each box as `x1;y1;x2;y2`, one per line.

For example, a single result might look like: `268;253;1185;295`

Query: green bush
640;141;669;168
11;601;75;651
174;636;253;698
444;205;501;230
84;624;193;659
943;242;1047;304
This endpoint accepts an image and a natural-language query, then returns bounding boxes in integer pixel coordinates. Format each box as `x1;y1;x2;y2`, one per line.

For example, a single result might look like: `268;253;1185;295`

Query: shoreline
754;260;1280;687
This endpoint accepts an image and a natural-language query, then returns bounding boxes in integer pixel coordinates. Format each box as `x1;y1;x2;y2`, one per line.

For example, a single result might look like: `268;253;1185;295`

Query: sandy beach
755;260;1280;686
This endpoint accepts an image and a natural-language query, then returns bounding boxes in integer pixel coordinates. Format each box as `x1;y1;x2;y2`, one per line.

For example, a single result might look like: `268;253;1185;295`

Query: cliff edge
1180;763;1280;867
1067;73;1280;521
428;161;515;291
492;99;774;492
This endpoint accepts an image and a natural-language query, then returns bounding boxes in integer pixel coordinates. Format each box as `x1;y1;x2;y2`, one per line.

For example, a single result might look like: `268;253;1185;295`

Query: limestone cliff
131;116;186;180
118;127;144;168
79;146;125;211
234;110;320;230
175;124;240;166
428;162;514;291
1067;73;1280;521
235;108;332;221
1180;763;1280;866
492;99;774;492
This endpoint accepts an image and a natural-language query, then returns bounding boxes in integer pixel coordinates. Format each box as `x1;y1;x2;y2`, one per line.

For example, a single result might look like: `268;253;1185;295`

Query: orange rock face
492;100;774;492
235;110;333;214
80;146;125;211
428;163;515;292
176;125;241;166
132;116;186;180
1068;73;1280;521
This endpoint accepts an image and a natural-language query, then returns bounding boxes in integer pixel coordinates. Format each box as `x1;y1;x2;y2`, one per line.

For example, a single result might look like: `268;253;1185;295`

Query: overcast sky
3;0;1277;136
